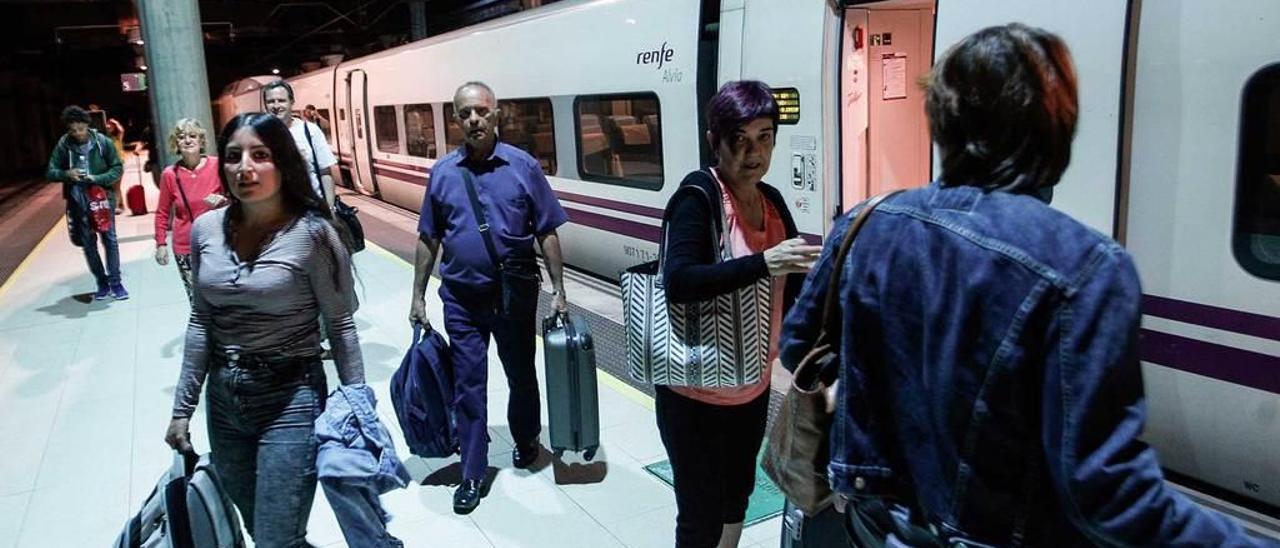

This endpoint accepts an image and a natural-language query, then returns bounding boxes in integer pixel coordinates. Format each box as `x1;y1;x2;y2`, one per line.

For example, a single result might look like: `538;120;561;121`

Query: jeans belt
211;344;312;371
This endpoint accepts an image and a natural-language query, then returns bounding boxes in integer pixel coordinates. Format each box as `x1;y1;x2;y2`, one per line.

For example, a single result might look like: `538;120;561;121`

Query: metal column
409;1;427;41
136;0;214;168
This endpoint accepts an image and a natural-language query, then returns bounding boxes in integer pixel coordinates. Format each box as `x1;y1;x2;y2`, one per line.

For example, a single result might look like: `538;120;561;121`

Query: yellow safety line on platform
367;240;410;269
0;215;64;302
365;238;657;410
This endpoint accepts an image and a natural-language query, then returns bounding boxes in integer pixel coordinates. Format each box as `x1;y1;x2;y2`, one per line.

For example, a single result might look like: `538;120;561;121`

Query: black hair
216;113;354;287
924;23;1078;194
61;105;91;126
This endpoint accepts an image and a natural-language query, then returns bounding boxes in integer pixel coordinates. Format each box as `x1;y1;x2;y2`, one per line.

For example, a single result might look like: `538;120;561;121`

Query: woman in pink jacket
154;118;227;302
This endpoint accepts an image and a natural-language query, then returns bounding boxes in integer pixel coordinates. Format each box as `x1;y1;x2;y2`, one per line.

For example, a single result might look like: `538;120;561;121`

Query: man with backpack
46;105;127;301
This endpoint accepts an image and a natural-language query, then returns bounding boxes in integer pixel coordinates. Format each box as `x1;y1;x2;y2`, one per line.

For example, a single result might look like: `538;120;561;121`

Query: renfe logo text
637;42;675;69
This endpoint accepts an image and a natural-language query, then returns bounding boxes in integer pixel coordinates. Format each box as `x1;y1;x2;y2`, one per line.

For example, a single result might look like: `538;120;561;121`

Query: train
215;0;1280;521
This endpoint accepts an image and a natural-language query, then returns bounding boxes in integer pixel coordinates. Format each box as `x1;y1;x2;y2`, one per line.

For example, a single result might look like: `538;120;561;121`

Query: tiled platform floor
0;169;784;547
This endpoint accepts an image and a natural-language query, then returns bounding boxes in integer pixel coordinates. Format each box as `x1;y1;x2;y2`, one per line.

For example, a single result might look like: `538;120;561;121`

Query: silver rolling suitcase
542;312;600;460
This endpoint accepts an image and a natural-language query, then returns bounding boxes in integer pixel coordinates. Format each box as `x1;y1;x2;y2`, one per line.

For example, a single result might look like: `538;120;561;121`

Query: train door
932;0;1129;236
1125;0;1280;510
839;1;935;211
344;69;378;195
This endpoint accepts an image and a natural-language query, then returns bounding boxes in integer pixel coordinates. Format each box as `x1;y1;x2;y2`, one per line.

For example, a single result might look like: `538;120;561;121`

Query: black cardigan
661;169;805;312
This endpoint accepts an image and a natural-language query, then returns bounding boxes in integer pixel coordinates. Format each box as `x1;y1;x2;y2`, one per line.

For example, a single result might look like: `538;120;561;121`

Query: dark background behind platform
0;0;569;178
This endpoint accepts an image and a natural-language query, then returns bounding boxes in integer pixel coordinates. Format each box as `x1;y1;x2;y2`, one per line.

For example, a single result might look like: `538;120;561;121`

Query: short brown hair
924;23;1078;193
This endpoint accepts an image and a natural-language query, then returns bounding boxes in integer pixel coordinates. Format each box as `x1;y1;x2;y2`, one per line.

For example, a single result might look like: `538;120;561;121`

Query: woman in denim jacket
779;24;1269;546
164;113;364;548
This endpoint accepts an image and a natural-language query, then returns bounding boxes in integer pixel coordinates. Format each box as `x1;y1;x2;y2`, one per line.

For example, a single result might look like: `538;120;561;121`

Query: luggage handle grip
173;449;198;477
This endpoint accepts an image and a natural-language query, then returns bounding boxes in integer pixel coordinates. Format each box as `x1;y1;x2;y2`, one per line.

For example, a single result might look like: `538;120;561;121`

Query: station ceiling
2;0;556;92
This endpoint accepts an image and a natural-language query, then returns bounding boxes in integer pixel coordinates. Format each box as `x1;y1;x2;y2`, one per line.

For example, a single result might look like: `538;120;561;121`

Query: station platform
0;161;788;547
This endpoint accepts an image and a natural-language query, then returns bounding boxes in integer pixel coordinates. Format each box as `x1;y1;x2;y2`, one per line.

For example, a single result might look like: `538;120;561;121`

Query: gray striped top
172;208;364;419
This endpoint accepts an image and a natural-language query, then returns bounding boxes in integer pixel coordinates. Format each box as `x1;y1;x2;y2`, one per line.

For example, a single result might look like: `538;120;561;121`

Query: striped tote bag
621;183;772;388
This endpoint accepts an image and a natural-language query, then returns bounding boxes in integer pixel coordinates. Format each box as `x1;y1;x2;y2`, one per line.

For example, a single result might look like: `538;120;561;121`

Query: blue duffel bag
389;323;459;458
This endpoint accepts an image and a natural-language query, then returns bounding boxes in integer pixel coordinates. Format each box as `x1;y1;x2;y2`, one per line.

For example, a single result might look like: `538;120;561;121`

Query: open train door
838;0;936;212
344;69;379;196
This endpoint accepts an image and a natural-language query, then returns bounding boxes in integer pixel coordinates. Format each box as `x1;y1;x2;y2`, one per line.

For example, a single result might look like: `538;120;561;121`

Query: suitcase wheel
583;447;597;461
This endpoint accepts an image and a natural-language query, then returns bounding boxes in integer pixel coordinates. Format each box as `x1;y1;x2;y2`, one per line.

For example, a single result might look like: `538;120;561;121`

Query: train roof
257;0;604;91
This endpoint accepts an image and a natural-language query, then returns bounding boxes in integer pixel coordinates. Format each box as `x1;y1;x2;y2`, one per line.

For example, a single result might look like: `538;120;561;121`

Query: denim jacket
779;183;1266;546
316;384;410;547
316;384;411;489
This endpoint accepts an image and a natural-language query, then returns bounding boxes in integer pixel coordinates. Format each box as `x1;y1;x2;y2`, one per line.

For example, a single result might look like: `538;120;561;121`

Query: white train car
213;75;275;128
217;0;1280;523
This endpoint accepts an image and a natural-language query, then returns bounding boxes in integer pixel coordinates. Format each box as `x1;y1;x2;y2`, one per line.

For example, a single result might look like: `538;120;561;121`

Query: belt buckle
220;346;245;368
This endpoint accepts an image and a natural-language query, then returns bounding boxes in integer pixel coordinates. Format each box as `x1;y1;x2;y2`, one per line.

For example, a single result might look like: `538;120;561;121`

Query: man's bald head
453;81;497;109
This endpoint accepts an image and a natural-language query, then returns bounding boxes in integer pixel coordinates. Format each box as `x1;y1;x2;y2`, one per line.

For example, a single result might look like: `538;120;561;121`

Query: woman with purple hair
656;80;823;548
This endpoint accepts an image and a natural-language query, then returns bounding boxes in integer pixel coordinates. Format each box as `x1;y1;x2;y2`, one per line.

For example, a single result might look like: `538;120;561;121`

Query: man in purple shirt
409;81;569;514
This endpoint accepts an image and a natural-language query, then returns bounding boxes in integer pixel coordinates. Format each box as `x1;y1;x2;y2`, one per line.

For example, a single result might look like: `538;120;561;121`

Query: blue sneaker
93;285;111;301
110;283;129;301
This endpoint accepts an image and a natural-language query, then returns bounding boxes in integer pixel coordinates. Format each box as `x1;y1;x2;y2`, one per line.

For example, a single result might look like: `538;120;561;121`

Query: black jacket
661;169;804;312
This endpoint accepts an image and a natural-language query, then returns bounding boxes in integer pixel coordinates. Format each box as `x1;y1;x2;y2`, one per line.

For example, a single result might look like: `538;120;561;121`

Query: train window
442;104;465;153
498;98;556;175
374;105;400;154
404;104;437;159
574;93;663;190
1234;64;1280;281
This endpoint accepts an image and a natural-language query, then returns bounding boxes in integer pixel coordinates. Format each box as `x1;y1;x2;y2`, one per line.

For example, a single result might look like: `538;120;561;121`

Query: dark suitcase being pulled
542;312;600;460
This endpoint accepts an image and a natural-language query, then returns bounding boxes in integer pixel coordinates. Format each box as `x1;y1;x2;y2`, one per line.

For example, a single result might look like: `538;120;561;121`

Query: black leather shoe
512;441;540;469
453;479;483;514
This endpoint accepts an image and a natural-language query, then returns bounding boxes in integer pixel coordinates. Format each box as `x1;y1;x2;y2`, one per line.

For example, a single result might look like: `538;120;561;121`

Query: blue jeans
322;483;403;547
316;385;409;548
79;212;120;287
207;356;327;548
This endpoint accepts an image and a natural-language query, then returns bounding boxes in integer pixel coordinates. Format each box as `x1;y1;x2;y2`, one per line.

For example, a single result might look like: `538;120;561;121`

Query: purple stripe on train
1140;329;1279;395
1143;295;1280;342
554;191;823;244
562;206;662;243
373;159;425;172
372;167;427;186
554;190;665;219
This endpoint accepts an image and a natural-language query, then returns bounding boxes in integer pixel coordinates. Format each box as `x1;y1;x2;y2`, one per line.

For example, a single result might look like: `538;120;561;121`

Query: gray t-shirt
172;208;363;418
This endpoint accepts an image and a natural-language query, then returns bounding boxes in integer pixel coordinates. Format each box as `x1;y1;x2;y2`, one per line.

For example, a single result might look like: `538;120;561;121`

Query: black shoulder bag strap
459;167;502;270
173;164;195;219
301;121;328;203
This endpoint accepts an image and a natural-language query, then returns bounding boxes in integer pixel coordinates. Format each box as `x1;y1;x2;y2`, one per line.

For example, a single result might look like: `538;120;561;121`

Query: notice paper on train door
882;53;907;100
